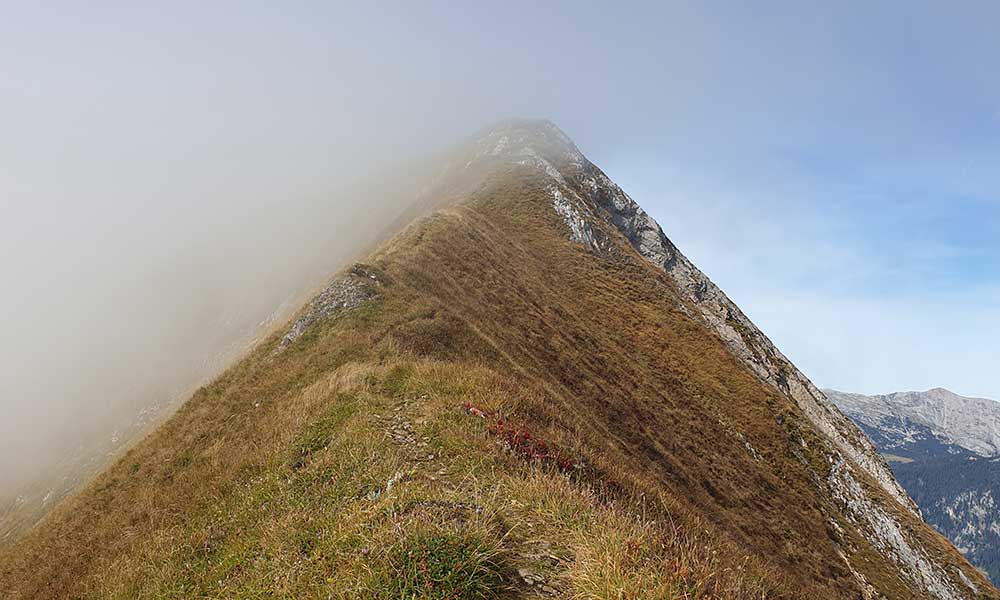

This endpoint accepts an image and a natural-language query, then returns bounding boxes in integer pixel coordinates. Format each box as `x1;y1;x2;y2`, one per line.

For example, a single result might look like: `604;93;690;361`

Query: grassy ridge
1;167;988;598
0;262;778;598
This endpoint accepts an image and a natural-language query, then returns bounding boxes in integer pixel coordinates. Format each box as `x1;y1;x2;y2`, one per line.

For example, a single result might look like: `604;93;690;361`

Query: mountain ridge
0;120;991;599
827;388;1000;457
461;119;916;514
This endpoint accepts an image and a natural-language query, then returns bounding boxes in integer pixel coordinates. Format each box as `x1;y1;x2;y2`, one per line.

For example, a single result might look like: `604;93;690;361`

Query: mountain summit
1;121;992;599
829;388;1000;457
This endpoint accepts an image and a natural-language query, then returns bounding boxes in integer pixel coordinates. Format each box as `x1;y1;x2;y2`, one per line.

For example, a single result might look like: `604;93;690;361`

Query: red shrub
462;403;575;472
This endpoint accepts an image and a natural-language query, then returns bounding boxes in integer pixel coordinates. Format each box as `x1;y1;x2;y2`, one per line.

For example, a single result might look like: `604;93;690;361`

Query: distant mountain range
828;388;1000;583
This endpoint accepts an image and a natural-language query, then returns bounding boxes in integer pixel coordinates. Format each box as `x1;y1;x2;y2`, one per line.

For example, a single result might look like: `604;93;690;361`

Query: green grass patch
383;364;416;397
366;529;508;600
290;393;359;470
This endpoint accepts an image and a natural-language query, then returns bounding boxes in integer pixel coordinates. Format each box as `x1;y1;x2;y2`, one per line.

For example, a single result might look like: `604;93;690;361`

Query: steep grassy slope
1;122;993;599
0;185;784;599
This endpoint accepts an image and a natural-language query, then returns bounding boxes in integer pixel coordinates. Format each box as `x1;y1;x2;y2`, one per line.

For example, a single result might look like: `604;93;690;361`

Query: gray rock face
458;119;980;600
828;388;1000;457
828;455;967;600
278;264;381;348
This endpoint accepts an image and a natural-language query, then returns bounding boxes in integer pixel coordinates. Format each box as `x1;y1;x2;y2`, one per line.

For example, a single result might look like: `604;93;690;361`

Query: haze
2;2;999;533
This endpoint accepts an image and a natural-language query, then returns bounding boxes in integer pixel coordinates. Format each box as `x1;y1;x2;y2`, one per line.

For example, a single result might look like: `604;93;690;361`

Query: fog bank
0;3;533;533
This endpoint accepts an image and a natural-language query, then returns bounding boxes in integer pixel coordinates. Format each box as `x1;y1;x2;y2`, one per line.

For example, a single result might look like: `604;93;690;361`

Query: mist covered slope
0;121;992;599
0;156;439;544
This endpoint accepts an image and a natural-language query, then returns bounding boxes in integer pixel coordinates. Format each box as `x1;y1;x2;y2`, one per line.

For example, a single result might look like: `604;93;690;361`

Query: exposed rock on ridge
279;264;382;348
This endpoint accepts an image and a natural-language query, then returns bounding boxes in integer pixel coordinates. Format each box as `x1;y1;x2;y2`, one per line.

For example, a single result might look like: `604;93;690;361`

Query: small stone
517;568;544;585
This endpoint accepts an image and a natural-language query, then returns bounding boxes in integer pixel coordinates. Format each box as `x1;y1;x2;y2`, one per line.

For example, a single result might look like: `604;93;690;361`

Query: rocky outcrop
828;456;965;600
278;264;382;348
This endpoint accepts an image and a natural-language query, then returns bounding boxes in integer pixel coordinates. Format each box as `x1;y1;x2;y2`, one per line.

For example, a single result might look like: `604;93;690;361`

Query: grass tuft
366;529;508;600
289;393;358;470
383;364;416;397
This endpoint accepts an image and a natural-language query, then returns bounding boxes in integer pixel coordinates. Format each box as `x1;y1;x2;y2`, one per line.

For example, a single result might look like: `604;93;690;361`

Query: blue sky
559;3;1000;399
603;148;1000;399
2;1;999;475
